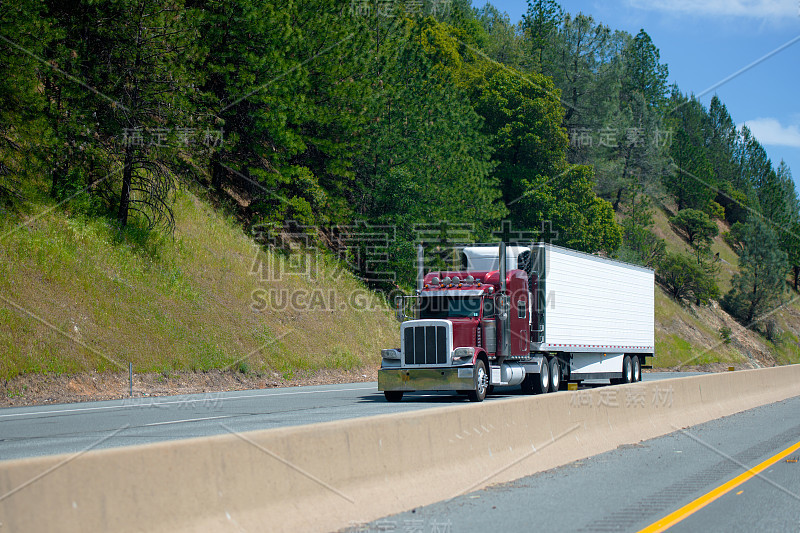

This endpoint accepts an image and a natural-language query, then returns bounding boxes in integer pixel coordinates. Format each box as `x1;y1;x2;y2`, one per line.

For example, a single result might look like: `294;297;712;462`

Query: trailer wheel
467;360;488;402
548;358;561;393
623;355;633;384
632;356;641;382
384;391;403;402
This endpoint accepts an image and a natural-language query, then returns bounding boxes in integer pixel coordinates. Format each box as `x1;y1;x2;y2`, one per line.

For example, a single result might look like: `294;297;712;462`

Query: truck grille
404;325;447;365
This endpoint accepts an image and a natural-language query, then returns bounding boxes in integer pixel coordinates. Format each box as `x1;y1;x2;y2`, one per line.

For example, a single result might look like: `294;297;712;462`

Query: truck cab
379;244;545;402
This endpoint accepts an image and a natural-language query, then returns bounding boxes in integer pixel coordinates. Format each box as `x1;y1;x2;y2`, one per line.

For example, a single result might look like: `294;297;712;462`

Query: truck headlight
381;349;401;360
452;347;475;364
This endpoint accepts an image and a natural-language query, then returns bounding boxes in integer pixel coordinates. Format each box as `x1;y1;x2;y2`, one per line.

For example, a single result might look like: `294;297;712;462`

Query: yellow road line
638;439;800;533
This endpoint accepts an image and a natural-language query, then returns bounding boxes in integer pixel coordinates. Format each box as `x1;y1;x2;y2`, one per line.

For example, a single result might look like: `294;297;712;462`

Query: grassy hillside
0;187;396;381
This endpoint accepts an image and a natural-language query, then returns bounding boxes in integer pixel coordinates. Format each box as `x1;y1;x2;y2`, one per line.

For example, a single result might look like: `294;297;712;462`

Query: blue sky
471;0;800;186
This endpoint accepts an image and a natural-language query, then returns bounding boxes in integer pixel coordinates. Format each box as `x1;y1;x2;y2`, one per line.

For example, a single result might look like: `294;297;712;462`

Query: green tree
658;252;719;305
521;0;563;72
664;92;715;211
44;0;195;229
723;221;746;255
621;29;668;111
515;165;622;253
193;0;311;223
705;95;739;186
469;65;568;211
722;218;787;324
475;4;525;68
0;0;52;203
353;17;505;232
716;182;749;225
735;125;772;193
670;209;718;250
784;220;800;291
618;218;666;268
544;13;619;134
617;190;665;267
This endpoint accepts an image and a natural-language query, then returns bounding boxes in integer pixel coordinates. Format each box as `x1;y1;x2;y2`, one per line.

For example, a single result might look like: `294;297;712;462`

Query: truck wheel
384;391;403;402
632;356;641;382
623;355;633;384
522;359;550;394
467;360;488;402
548;358;561;393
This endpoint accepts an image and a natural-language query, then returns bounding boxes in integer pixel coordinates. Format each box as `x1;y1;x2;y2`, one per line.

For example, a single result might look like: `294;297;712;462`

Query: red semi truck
378;243;655;402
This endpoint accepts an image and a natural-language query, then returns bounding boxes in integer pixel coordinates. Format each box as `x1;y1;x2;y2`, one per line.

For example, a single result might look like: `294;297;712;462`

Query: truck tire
522;359;550;394
467;360;488;402
521;363;548;394
384;391;403;402
623;355;633;384
535;360;550;394
632;356;641;382
548;358;561;393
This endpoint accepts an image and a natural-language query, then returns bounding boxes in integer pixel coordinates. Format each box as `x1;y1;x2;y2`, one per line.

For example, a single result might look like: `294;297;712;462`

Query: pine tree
722;218;787;324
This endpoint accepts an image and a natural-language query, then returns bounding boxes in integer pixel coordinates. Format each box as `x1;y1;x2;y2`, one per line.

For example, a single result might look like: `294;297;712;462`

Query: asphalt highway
0;372;700;461
351;394;800;533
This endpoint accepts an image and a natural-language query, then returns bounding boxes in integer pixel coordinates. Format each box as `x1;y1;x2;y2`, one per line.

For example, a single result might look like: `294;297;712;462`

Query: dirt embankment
1;368;378;408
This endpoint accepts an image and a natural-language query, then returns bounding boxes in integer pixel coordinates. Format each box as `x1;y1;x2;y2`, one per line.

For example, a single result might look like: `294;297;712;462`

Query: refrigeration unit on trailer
378;242;654;402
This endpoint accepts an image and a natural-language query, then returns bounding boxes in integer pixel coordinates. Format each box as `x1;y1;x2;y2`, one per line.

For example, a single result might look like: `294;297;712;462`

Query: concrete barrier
1;366;799;532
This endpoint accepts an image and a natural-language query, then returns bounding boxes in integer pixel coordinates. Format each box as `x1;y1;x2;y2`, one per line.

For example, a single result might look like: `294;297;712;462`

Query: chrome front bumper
378;367;475;392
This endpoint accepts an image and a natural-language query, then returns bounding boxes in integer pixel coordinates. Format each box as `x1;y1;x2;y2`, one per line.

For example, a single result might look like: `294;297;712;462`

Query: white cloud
627;0;796;18
743;118;800;148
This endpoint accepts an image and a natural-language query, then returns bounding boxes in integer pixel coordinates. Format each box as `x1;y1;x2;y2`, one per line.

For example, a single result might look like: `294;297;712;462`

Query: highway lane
350;394;800;533
0;372;703;461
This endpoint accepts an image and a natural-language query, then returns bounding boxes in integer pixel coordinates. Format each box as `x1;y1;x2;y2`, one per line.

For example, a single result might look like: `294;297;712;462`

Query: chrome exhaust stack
499;242;510;357
416;244;424;293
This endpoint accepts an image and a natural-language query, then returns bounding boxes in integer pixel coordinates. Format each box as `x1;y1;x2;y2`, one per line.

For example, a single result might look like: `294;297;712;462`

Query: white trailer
533;244;652;379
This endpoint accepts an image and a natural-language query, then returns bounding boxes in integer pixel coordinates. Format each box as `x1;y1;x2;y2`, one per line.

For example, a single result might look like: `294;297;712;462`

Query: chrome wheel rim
476;366;488;396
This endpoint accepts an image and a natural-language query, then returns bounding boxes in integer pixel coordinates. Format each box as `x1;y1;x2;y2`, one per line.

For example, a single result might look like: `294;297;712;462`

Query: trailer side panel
533;245;654;353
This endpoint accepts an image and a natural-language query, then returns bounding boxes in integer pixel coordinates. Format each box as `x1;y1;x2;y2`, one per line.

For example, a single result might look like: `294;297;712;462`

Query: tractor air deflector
378;367;475;392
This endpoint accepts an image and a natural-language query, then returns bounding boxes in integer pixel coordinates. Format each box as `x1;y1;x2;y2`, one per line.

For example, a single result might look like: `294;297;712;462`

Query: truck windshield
419;296;482;319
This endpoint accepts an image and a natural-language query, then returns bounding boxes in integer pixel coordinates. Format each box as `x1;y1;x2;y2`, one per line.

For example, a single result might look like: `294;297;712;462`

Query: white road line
144;415;233;427
0;385;377;420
